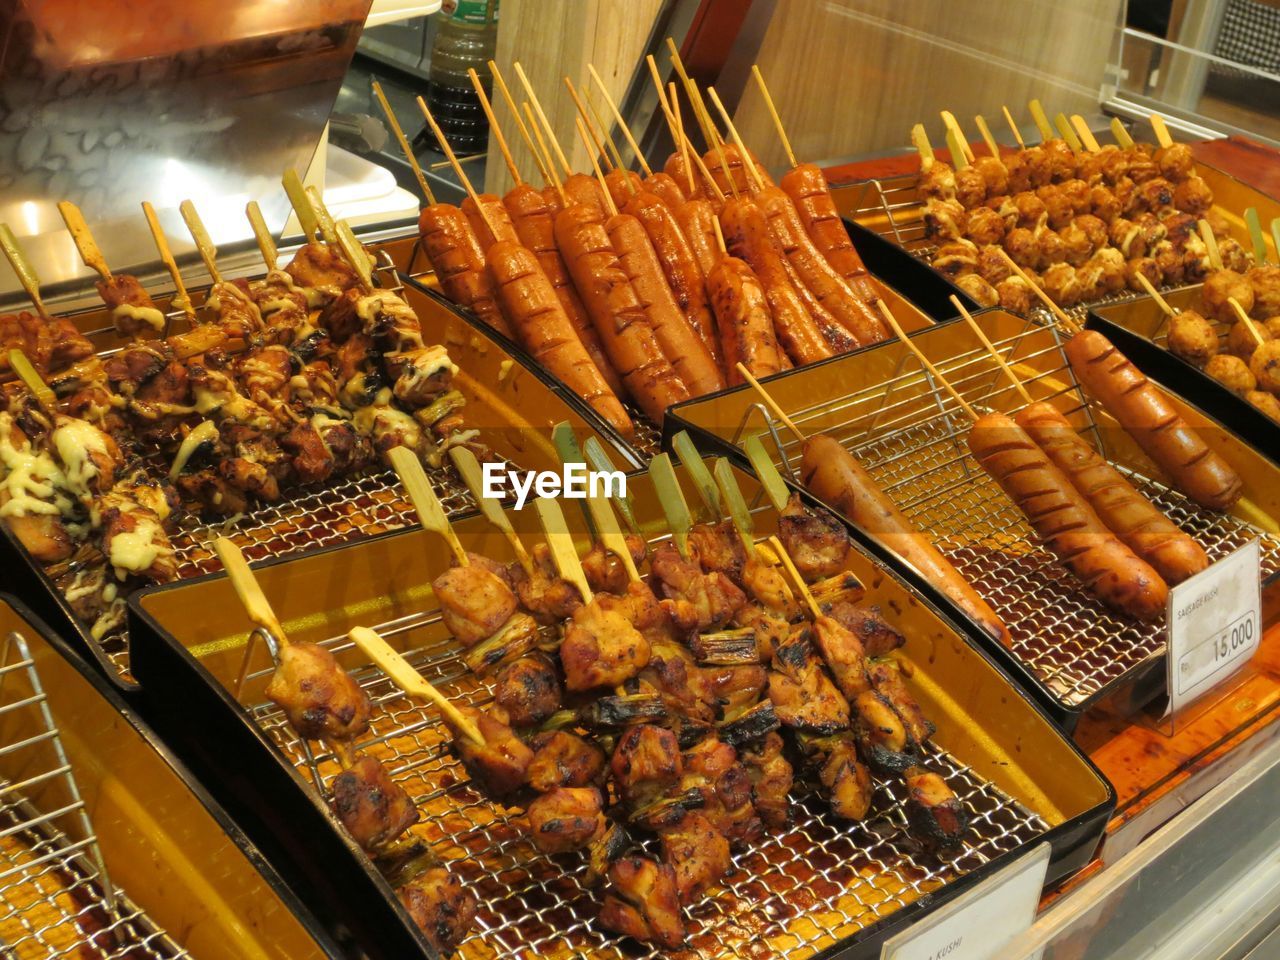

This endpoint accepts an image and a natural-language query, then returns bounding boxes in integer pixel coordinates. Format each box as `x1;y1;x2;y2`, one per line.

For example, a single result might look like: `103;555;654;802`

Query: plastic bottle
425;0;499;154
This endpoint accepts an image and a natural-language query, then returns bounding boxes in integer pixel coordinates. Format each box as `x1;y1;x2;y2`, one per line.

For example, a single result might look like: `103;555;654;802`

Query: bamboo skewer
650;452;693;560
751;65;799;169
584;494;640;583
1054;112;1082;152
768;534;821;621
1228;297;1267;346
514;61;572;178
950;295;1033;405
140;202;194;319
686;140;727;204
877;301;978;421
305;186;340;246
8;350;57;415
417;97;500;239
1071;115;1101;152
585;92;627;173
448;446;533;575
214;537;289;645
1150;113;1174;149
348;625;484;744
911;123;935;167
671;430;722;523
1245;207;1268;265
1001;106;1026;149
0;225;53;320
372;81;436;205
245;201;278;271
469;67;521;185
1271;218;1280;266
533;497;592;602
1029;99;1054;142
282;169;321;241
704;98;740;200
1198;219;1223;272
708;87;764;193
525;102;566;204
490;62;552;187
1110;117;1135;148
735;362;806;442
945;128;970;171
940;111;974;162
577;118;620;218
564;76;616;172
711;457;758;559
588;63;653;176
335;222;374;292
56;201;112;281
1133;272;1175;317
973;115;1000;158
998;249;1080;332
388;446;469;567
711;216;727;255
743;435;791;512
665;38;716;148
670;84;695;196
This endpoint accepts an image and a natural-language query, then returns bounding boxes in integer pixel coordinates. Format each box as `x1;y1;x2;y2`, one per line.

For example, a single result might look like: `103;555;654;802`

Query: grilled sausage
1065;330;1243;512
623;190;719;364
720;196;843;364
418;204;511;337
643;172;687;211
801;434;1010;644
542;185;564;215
778;251;855;354
487;240;633;437
503;184;626;398
780;162;881;303
968;412;1169;622
605;168;643;212
554;202;689;423
757;186;887;346
565;173;607;216
702;144;774;198
707;256;783;384
462;193;519;251
664;152;702;200
606;213;725;396
674;199;721;278
1016;402;1208;584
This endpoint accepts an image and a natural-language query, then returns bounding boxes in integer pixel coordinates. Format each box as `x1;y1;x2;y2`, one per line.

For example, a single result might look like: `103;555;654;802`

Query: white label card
880;842;1049;960
1166;540;1262;718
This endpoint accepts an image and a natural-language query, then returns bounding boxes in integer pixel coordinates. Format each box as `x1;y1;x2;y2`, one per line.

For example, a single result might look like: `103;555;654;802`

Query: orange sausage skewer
587;63;687;210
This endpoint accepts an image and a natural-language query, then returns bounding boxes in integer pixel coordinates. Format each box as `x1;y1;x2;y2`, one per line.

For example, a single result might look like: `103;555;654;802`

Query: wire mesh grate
753;322;1280;707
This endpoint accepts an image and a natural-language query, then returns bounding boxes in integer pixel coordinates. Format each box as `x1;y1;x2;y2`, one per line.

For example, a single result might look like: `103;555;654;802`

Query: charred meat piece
280;420;337;486
333;755;419;852
778;493;851;581
205;280;264;340
526;730;607;792
649;541;747;633
493;655;561;727
904;765;968;853
526;786;606;854
432;562;519;647
103;342;171;394
637;642;718;723
561;595;651;691
853;690;917;774
812;614;871;700
285;242;361;302
682;735;761;844
0;310;95;377
816;737;874;820
581;534;647;595
868;659;934;745
397;867;477;956
660;811;731;905
688;520;747;583
266;641;372;742
510;543;583;624
611;724;682;810
390;344;456;409
448;705;533;798
739;732;793;828
97;470;179;583
740;555;799;619
96;274;166;337
826;602;906;658
599;856;686;950
768;627;850;734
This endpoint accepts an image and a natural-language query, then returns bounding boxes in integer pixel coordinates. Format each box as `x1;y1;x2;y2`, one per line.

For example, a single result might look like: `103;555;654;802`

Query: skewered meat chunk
739;731;793;828
205;281;265;340
812;614;872;700
740;554;799;619
1227;320;1269;360
638;643;718;722
768;628;850;734
650;541;747;633
853;689;918;774
996;275;1035;314
448;705;534;798
397;867;478;956
433;561;519;647
97;470;179;582
527;786;606;853
1205;355;1255;396
954;166;987;208
96;274;166;336
688;520;747;583
1126;257;1162;293
827;602;906;658
599;857;686;949
1168;311;1218;367
660;811;731;905
1218;237;1251;274
1202;269;1254;324
955;274;998;308
286;241;361;300
682;735;761;843
1249;265;1280;318
581;534;647;595
933;240;979;277
817;737;874;820
510;543;583;624
973;156;1009;197
923;198;966;242
1247;390;1280;421
1251;341;1280;393
904;765;968;852
526;731;607;791
1089;185;1121;223
611;724;682;809
778;493;851;581
1173;176;1213;215
266;641;372;742
0;311;95;378
333;755;419;852
918;162;956;201
868;659;935;744
1155;142;1195;181
561;594;652;691
493;655;561;727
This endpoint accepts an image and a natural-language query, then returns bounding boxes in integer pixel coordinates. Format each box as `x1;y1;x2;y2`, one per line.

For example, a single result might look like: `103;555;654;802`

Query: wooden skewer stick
56;201;111;281
670;83;695;196
711;215;727;255
0;225;52;320
911;123;935;167
1001;106;1026;149
686;135;727;204
214;537;290;645
1245;207;1268;265
348;625;484;745
304;186;340;245
588;63;653;176
564;76;616;171
973;115;1000;158
1054;112;1083;152
1071;115;1102;152
525;102;566;204
584;494;640;583
1150;113;1174;149
469;67;522;185
245;201;278;271
514;61;572;178
708;86;764;193
335;222;374;292
940;111;975;162
371;80;436;205
998;249;1080;332
768;534;821;621
490;62;551;187
388;446;469;567
743;434;791;513
650;452;694;560
950;295;1033;405
945;128;970;171
1228;297;1267;346
448;446;533;575
712;457;757;558
1110;117;1135;149
1133;271;1175;317
704;96;740;200
751;65;799;169
877;300;978;422
8;350;57;415
140;202;194;318
1028;99;1054;142
417;96;500;239
282;168;321;242
1198;219;1223;272
533;497;592;602
671;430;722;522
585;92;627;173
428;153;485;170
1271;218;1280;267
666;37;716;148
735;361;806;442
577;118;620;218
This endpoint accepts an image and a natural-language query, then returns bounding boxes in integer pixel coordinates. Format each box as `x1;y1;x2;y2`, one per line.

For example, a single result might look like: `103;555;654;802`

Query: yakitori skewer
584;493;641;583
388;446;469;567
57;201;113;283
945;128;970;172
7;349;57;414
282;168;321;241
1110;117;1135;148
448;445;534;575
1054;112;1082;152
1028;99;1054;142
178;200;223;283
911;123;935;168
140;201;195;319
998;249;1081;331
1132;271;1177;319
1228;297;1267;349
245;201;278;271
305;186;340;246
372;80;436;205
1198;218;1223;272
0;224;53;321
649;452;693;559
1001;106;1026;149
533;496;593;603
1150;113;1175;150
1245;207;1268;265
940;111;974;163
671;429;721;523
949;295;1034;406
973;115;1000;158
1071;115;1101;152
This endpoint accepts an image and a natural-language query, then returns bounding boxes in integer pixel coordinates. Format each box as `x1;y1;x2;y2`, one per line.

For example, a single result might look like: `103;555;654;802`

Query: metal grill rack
735;319;1280;708
225;532;1052;960
0;631;189;959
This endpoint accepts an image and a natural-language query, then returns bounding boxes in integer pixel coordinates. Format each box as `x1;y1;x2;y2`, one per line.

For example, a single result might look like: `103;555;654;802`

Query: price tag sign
1166;540;1262;718
880;842;1049;960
